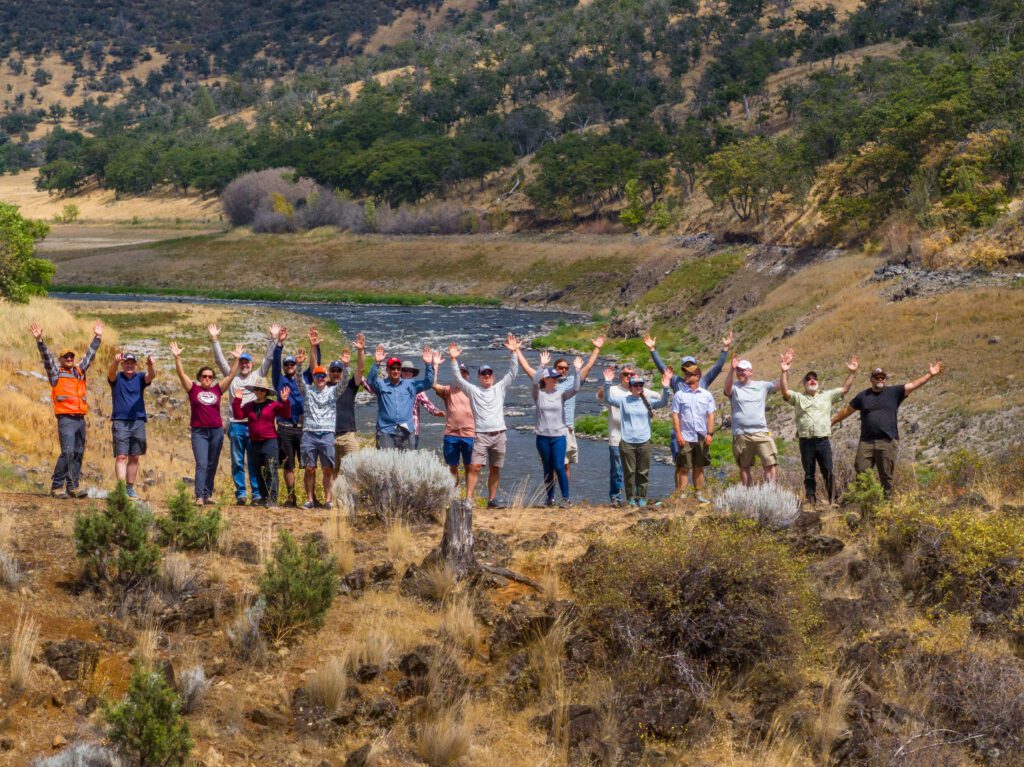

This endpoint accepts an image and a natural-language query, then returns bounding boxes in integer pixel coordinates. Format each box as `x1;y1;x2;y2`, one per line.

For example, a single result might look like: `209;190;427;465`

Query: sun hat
244;376;276;395
400;360;420;375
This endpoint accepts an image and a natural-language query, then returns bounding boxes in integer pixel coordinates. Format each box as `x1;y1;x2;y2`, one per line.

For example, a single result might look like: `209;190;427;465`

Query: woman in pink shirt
170;341;242;505
232;377;291;508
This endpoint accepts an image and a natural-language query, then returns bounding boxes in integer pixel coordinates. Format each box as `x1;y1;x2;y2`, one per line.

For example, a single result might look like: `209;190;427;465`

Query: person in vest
30;319;104;499
106;349;156;500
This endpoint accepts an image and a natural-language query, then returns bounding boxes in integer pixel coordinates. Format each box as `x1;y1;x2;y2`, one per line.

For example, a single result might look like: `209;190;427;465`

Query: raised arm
840;355;859;395
208;324;230;376
414;345;437;393
702;330;733;387
79;320;103;373
904;361;942;396
644;334;667;375
515;347;540;380
723;354;737;398
218;343;244;393
107;350;122;383
602;367;626;406
169;342;192;391
231;394;245;421
578;336;605;380
30;323;59;386
352;333;365;388
779;351;792;402
271;334;284;390
258;325;279;376
776;348;794;392
563;356;585;399
650;369;673;408
497;334;521;391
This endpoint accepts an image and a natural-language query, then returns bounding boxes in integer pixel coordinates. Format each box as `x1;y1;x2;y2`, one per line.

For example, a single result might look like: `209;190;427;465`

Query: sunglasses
555;366;569;372
871;375;886;380
199;373;214;380
314;374;327;380
630;382;644;387
283;361;297;366
479;371;494;376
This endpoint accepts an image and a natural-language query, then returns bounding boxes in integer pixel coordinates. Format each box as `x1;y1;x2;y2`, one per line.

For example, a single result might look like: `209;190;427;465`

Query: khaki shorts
732;432;777;469
334;431;360;462
565;427;579;464
675;439;710;469
471;430;507;468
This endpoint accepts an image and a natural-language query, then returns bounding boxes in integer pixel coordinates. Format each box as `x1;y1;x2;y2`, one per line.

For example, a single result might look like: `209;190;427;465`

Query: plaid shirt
413;391;444;436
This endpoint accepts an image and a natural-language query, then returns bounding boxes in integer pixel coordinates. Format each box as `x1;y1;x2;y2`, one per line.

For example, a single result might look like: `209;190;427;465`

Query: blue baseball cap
680;355;697;366
329;360;344;371
543;367;561;379
283;355;297;365
239;353;253;362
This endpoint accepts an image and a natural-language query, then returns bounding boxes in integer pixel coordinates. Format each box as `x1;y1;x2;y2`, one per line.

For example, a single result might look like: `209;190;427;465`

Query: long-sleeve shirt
271;343;321;426
555;374;583;426
650;348;728;392
231;397;291;441
296;378;346;432
37;336;100;386
413;391;444;436
603;383;669;444
365;364;436;434
213;337;275;423
603;383;662;448
533;372;581;437
434;385;475;438
449;354;519;433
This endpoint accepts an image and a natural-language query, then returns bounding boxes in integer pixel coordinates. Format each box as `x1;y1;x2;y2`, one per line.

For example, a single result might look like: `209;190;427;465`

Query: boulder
42;639;100;681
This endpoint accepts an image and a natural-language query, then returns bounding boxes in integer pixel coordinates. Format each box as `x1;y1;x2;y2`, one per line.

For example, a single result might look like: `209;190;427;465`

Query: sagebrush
713;483;800;529
338;450;454;524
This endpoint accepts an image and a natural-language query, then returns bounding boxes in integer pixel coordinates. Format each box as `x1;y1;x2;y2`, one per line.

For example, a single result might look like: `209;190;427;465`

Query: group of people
30;318;942;508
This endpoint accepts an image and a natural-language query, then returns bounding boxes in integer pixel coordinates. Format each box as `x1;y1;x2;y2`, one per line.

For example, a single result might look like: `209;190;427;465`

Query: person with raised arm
330;333;366;464
30;319;103;499
170;340;242;505
723;350;791;487
551;336;604;479
596;362;660;507
106;347;156;500
209;322;277;506
832;360;943;498
448;334;520;508
297;354;349;509
433;356;476;492
365;343;436;450
780;352;858;506
401;359;445;449
670;365;716;504
601;365;672;507
232;377;290;508
271;325;321;506
515;347;584;508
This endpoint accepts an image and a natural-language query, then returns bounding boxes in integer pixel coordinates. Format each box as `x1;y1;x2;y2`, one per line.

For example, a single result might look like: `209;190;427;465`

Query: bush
338;449;454;524
104;666;191;767
876;500;1024;635
0;548;20;588
843;471;884;517
375;200;487;235
176;665;209;714
294;191;365;231
53;203;81;224
73;482;160;590
33;742;123;766
220;168;317;227
713;483;801;528
259;531;337;643
569;518;818;688
155;483;223;549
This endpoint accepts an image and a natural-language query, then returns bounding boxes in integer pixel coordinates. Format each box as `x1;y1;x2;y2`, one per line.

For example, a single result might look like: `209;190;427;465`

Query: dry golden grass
0;508;12;550
304;655;349;714
385;519;417;573
9;607;39;691
134;614;160;669
324;506;356;575
415;702;472;767
441;594;478;653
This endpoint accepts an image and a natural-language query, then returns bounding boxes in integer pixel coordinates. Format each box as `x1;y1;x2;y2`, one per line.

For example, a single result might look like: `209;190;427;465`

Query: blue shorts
301;431;336;469
442;436;474;468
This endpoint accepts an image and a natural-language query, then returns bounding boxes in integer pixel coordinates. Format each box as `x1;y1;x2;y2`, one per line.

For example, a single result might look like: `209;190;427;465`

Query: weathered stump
441;499;476;579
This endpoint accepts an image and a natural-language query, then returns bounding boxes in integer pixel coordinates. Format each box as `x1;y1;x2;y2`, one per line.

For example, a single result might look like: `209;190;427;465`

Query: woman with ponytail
602;365;672;507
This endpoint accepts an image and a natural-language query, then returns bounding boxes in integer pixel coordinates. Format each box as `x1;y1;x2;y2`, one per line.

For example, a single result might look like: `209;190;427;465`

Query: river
54;293;676;504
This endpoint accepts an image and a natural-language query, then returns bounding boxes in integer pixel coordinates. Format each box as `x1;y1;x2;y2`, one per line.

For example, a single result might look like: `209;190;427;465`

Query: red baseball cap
386;357;402;367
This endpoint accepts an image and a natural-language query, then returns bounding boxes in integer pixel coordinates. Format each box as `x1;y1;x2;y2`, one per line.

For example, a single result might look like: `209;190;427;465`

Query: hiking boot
323;501;332;510
486;499;505;509
235;496;248;506
556;497;572;509
627;499;638;508
68;487;88;499
50;488;69;499
283;495;298;508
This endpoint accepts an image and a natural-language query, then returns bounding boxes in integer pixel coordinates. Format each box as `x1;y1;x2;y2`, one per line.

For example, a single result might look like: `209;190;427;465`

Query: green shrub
940;447;988;490
105;665;192;767
569;518;818;687
155;483;223;549
877;499;1024;634
843;471;885;517
259;531;337;643
73;482;160;589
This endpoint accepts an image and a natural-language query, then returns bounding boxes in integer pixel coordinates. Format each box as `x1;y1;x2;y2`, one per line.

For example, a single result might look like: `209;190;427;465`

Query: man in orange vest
30;319;104;498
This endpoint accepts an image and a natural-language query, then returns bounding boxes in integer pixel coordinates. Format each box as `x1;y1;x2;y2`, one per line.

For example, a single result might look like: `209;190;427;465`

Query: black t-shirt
850;385;906;441
332;377;359;434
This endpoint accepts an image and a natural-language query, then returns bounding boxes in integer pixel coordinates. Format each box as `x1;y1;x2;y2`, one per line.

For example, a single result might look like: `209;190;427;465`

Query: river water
55;294;676;503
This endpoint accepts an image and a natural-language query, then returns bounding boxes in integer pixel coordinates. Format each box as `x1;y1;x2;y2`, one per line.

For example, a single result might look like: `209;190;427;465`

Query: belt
479;430;505;435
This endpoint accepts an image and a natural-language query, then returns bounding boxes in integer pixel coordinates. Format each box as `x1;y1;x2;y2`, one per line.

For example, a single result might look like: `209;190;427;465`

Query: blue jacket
272;343;321;425
366;363;435;434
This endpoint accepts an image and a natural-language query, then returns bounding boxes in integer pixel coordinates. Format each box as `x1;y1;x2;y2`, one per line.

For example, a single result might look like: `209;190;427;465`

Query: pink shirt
434;385;475;438
188;383;223;429
413;391;444;436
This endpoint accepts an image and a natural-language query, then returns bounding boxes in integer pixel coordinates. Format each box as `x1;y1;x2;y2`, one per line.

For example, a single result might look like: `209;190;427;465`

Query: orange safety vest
51;366;88;416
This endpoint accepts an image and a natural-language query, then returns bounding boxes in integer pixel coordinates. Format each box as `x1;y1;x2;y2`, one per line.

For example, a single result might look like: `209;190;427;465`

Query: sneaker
50;488;69;499
557;497;572;509
302;501;316;510
253;497;263;505
283;496;298;508
486;499;505;509
68;487;88;498
627;499;638;508
323;501;332;510
637;498;647;508
696;493;711;504
125;486;140;500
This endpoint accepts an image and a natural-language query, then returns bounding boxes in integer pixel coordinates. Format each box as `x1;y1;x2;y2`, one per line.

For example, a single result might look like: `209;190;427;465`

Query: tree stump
441;499;541;590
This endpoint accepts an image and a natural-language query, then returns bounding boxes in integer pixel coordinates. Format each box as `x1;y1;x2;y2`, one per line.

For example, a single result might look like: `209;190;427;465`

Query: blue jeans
536;435;569;502
229;422;260;500
191;427;224;501
609;445;624;500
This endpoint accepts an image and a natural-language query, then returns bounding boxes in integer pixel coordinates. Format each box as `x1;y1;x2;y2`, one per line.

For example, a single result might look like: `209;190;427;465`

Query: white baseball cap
736;359;753;371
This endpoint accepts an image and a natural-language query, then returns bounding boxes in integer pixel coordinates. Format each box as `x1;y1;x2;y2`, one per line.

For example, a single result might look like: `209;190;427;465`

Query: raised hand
661;368;673;388
573;355;584;371
422;344;432;364
229;343;245;360
93;319;104;337
353;332;366;352
207;324;220;340
269;323;282;340
592;335;605;349
539;350;551;366
721;330;734;351
296;348;307;366
374;344;386;363
448;342;462;359
731;354;740;370
277;326;288;343
504;333;521;352
169;342;183;358
643;334;656;351
280;386;290;401
781;348;795;367
114;351;124;363
603;366;615;383
340;348;351;366
307;326;320;347
430;350;443;366
929;360;943;376
29;322;43;340
779;352;791;373
146;354;154;366
846;355;859;372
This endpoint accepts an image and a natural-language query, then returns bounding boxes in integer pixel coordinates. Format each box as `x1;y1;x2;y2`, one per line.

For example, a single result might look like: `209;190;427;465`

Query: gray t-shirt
730;380;777;435
533;372;581;437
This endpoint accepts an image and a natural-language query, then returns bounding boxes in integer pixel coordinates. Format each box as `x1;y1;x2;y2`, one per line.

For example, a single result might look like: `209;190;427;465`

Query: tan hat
243;376;276;395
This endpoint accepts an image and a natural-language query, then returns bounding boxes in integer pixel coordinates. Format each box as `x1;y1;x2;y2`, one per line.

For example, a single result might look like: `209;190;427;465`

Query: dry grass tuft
420;562;459;604
161;552;198;596
347;619;398;672
9;608;40;691
257;524;275;569
0;509;12;550
134;615;160;669
386;520;416;574
812;671;857;760
416;703;472;767
441;594;478;653
324;505;356;575
305;655;350;714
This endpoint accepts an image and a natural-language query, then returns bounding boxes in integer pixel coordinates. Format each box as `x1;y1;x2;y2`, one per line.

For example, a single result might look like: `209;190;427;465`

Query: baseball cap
458;363;469;374
386;357;402;367
122;352;137;361
239;353;253;362
736;359;753;371
871;367;887;378
803;370;819;382
59;348;75;358
628;377;644;386
543;367;561;379
478;364;494;374
680;355;698;366
283;355;297;365
329;360;344;371
312;365;328;377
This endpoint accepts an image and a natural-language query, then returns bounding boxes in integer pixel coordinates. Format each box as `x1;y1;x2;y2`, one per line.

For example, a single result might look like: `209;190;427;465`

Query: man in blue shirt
366;344;436;449
107;350;156;500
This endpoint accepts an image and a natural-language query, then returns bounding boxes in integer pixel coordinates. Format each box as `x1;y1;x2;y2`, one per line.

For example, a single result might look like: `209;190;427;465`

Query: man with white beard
780;352;859;506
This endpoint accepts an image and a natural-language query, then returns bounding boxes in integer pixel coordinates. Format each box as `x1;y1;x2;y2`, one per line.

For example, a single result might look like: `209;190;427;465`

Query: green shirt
790;388;844;438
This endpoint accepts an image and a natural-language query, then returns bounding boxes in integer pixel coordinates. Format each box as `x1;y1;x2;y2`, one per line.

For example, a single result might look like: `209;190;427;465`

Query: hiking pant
536;435;569;502
855;438;898;497
609;445;624;501
52;414;86;491
376;429;411;450
250;438;280;506
191;427;224;501
799;437;834;503
620;440;652;501
229;422;259;500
